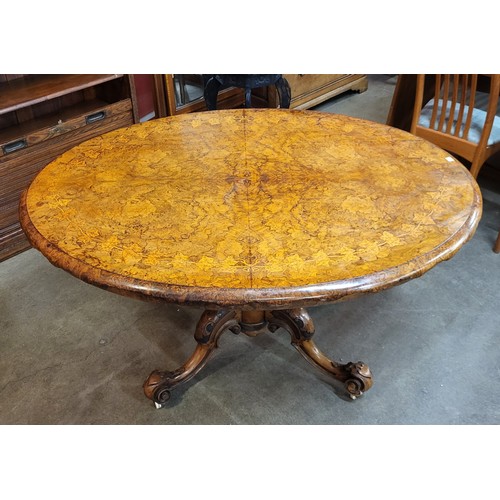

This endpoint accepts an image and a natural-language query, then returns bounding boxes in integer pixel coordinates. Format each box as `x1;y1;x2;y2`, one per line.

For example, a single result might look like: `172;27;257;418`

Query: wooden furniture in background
132;74;158;122
19;109;481;407
387;74;420;131
158;74;368;116
389;75;500;253
388;75;499;130
410;74;500;179
159;75;269;116
281;74;368;109
203;75;291;110
0;74;138;261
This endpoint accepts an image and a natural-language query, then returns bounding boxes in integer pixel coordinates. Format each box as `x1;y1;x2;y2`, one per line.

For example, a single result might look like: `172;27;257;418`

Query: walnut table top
20;109;481;309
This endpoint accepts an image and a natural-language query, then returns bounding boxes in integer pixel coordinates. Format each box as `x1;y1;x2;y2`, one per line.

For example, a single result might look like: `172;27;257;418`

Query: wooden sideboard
0;74;138;261
283;74;368;109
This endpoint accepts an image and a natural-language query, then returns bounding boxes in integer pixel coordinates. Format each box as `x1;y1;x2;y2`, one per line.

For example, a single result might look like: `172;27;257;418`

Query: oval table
19;109;482;408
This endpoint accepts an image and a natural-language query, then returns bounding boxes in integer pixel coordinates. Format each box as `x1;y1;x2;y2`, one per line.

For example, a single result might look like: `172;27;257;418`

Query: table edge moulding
19;194;480;310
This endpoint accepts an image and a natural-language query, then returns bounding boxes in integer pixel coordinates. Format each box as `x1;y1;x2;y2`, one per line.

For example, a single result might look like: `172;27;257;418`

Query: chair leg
469;158;483;179
469;150;488;179
494;230;500;253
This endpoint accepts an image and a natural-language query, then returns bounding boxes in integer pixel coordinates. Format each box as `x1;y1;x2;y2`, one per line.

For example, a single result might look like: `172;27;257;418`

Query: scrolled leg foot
343;362;373;399
155;387;171;407
267;309;373;399
143;309;240;407
143;369;177;408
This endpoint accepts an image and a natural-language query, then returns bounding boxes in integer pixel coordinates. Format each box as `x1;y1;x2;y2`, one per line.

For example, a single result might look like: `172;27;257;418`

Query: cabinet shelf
0;74;123;115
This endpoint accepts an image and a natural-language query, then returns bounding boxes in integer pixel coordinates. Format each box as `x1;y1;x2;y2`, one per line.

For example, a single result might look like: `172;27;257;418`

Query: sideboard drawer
0;99;132;159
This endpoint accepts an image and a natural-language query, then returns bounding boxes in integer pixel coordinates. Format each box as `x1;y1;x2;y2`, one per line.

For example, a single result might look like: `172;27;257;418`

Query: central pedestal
143;308;373;408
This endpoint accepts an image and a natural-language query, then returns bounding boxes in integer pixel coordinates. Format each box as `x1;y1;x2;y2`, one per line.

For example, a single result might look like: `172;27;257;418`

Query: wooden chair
410;74;500;179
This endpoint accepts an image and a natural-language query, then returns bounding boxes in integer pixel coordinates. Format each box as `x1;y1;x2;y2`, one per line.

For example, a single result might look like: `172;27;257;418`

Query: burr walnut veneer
19;109;482;407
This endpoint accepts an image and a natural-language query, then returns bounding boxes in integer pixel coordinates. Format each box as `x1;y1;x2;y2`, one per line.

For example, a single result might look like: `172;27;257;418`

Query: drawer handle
2;139;27;154
85;111;106;124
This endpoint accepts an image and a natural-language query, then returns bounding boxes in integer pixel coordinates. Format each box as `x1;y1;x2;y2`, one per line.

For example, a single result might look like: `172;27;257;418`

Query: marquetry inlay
21;109;481;307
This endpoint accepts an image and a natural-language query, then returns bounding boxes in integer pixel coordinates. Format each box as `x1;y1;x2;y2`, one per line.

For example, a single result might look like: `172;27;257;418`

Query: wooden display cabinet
0;74;139;261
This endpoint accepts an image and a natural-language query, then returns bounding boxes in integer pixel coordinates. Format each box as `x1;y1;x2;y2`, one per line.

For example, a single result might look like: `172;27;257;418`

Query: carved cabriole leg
144;307;373;408
143;309;241;408
266;309;373;399
203;76;222;111
275;76;291;109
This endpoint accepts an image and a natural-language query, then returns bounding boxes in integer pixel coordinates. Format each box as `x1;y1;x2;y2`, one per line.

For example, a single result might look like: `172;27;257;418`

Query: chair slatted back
410;74;500;179
423;75;479;141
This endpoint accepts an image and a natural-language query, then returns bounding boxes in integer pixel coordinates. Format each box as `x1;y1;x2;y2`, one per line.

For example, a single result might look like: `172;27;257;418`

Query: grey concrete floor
1;75;500;425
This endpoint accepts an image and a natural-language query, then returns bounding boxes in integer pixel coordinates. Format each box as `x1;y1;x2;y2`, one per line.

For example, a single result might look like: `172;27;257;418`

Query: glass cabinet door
172;75;205;108
165;74;216;115
164;74;253;115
